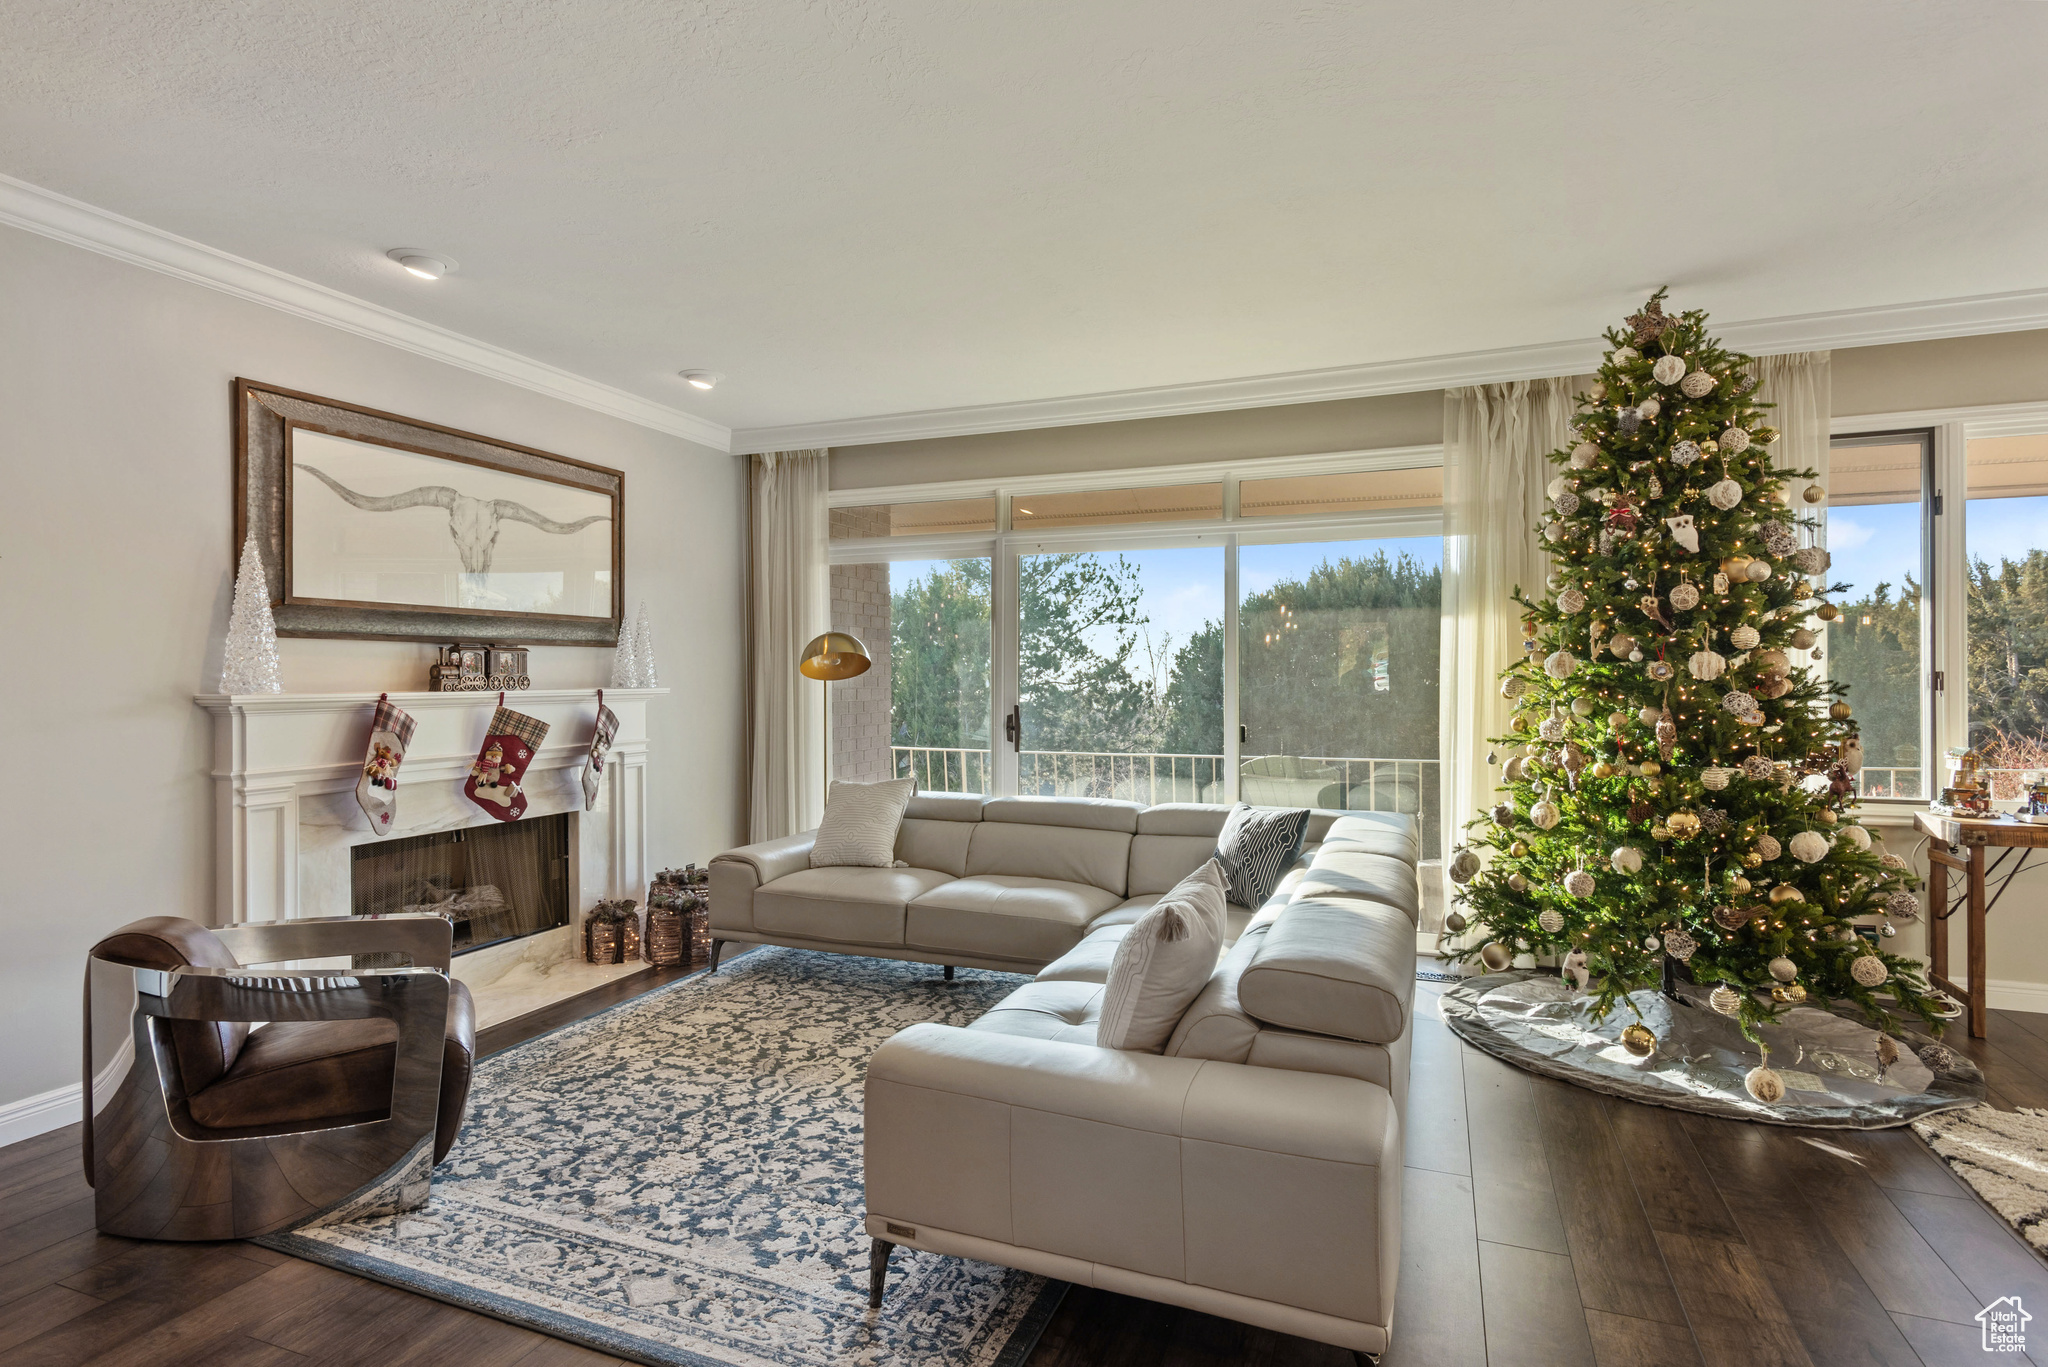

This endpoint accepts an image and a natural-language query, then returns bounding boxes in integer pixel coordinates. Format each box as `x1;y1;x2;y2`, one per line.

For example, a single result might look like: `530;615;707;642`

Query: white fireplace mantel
197;688;667;927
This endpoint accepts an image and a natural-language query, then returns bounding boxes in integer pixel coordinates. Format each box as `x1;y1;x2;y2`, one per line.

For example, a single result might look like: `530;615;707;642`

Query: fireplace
351;813;572;953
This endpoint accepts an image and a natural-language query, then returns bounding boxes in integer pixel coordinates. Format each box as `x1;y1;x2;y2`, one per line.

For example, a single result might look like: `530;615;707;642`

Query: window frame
1829;401;2048;824
825;445;1446;807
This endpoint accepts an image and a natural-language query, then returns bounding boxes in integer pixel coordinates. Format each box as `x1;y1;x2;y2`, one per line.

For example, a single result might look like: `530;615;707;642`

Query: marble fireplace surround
196;688;668;1027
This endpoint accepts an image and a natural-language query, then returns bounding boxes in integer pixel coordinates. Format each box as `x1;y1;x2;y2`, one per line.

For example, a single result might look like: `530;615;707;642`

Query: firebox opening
350;813;571;955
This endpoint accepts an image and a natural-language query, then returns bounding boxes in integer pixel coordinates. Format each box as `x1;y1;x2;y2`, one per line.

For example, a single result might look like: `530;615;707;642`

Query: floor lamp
800;631;872;812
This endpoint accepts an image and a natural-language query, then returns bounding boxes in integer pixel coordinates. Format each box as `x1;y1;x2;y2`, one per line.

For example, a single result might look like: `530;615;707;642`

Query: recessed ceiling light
679;370;722;390
385;249;457;280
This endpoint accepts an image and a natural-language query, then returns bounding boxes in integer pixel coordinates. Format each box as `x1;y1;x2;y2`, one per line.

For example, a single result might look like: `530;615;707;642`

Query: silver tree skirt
1439;970;1984;1129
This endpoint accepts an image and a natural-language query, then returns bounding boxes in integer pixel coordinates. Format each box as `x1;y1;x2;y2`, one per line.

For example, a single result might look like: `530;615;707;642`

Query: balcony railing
890;746;1442;855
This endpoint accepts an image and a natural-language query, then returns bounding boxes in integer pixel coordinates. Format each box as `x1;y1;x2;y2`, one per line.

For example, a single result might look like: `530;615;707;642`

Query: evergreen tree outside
1453;293;1940;1057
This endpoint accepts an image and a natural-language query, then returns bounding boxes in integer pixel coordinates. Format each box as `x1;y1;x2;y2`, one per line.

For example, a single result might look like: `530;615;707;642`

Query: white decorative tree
610;612;641;687
221;534;284;694
632;602;659;688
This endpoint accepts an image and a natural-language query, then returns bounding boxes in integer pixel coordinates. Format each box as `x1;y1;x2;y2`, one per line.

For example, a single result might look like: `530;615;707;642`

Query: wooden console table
1915;811;2048;1038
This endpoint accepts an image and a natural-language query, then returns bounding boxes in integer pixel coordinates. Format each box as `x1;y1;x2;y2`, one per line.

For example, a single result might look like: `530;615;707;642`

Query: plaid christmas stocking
355;693;417;835
582;692;618;812
465;700;549;822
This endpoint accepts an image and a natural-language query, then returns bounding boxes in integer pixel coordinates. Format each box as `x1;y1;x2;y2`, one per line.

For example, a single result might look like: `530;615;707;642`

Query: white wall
0;225;747;1115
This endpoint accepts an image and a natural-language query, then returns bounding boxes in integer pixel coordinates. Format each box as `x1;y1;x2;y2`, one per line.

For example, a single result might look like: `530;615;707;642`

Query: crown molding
735;287;2048;454
0;173;731;452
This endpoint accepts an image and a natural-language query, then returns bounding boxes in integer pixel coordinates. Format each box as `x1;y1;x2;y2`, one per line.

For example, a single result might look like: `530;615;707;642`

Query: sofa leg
709;939;725;972
1352;1352;1379;1366
943;964;955;981
868;1238;894;1308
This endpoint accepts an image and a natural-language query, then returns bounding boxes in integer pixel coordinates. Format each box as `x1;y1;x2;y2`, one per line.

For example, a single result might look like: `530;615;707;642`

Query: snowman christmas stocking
355;693;417;835
582;693;618;812
465;701;549;822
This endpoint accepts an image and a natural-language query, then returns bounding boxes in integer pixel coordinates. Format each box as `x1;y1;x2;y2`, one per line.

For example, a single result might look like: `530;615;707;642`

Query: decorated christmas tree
1450;292;1940;1071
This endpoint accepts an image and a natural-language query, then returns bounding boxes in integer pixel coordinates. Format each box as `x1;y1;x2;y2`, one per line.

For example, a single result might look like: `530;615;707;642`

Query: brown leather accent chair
84;913;475;1241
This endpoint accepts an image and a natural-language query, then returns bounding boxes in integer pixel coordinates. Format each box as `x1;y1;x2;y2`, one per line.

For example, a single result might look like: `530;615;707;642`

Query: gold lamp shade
800;632;872;681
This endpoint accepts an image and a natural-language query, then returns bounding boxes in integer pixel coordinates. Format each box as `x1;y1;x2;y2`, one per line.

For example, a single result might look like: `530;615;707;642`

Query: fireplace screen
351;813;570;953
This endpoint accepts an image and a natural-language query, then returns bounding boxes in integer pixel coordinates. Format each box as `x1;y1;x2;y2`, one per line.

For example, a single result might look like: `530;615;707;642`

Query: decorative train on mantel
429;643;531;692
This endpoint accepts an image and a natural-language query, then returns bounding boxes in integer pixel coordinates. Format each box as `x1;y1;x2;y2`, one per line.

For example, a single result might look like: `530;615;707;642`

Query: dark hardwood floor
7;962;2048;1366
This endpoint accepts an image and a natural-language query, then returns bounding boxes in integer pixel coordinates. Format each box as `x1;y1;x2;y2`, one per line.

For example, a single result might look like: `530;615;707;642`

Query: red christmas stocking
356;693;417;835
465;700;549;822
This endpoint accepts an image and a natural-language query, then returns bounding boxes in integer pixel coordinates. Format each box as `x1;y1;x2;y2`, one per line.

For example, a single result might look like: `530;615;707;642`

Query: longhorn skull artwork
296;463;611;608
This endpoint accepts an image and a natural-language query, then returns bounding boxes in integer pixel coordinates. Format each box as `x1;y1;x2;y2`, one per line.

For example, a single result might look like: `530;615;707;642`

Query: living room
8;4;2048;1366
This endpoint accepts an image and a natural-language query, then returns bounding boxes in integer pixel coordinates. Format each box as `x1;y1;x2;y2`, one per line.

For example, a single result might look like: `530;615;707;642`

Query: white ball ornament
1530;797;1562;830
1720;426;1751;454
1671;439;1701;467
1688;650;1728;681
1558;588;1587;614
1746;558;1772;583
1613;346;1639;363
1789;830;1831;863
1669;581;1700;610
1729;625;1761;650
1769;956;1798;983
1756;834;1783;861
1663;929;1698;962
1538;908;1565;934
1710;985;1742;1016
1850;955;1890;988
1555;491;1581;517
1610;846;1644;874
1701;766;1734;790
1547;476;1570;500
1563;869;1597;898
1746;1067;1787;1104
1789;627;1817;650
1545;521;1565;541
1638;706;1661;726
1448;848;1482;883
1544;650;1578;679
1681;369;1717;398
1652;354;1687;385
1707;479;1745;511
1500;675;1526;700
1839;825;1872;851
1570;442;1599;469
1507;872;1528;892
1637;396;1661;420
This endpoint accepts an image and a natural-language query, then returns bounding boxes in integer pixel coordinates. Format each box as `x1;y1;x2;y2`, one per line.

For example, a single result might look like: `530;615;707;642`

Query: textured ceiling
4;0;2047;438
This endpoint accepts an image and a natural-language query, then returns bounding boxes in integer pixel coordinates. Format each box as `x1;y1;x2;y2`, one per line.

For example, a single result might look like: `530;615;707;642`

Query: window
1010;482;1222;527
1239;467;1443;517
1827;412;2048;808
826;453;1447;857
1966;433;2048;796
1825;432;1931;799
830;497;997;539
1016;547;1225;803
1239;537;1443;856
831;558;991;793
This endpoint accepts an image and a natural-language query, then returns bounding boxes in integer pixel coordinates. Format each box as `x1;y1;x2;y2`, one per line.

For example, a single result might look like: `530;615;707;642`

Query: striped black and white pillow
810;777;916;868
1213;804;1311;908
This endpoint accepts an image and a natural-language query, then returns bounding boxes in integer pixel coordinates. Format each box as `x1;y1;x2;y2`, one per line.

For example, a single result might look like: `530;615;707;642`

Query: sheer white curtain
748;449;830;841
1752;351;1831;486
1441;376;1595;865
1753;353;1832;670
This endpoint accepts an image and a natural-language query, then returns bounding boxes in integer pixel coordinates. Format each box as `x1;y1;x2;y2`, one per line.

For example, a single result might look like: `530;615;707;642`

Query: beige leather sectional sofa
708;795;1419;1361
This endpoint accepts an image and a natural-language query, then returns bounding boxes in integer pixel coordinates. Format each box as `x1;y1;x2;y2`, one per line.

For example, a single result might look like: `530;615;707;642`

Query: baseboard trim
1984;979;2048;1015
0;1036;134;1150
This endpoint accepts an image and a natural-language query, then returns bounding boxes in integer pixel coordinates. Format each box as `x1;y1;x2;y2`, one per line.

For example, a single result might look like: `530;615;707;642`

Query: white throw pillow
810;777;916;868
1097;859;1228;1053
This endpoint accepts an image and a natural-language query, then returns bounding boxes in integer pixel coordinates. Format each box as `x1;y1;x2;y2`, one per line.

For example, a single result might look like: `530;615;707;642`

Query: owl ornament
1665;514;1700;555
1562;949;1590;992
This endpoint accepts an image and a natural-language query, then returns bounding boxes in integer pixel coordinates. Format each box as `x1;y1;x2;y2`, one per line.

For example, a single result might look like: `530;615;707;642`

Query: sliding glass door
829;556;991;793
1014;546;1225;803
1238;536;1443;856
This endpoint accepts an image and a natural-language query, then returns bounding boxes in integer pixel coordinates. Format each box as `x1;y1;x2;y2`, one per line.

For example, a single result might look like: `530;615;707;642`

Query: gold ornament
1829;701;1853;721
1769;884;1806;903
1802;483;1826;504
1666;810;1701;838
1510;841;1528;857
1731;876;1752;894
1709;984;1743;1015
1620;1023;1657;1057
1772;983;1808;1004
1742;852;1763;868
1816;603;1841;622
1478;942;1514;972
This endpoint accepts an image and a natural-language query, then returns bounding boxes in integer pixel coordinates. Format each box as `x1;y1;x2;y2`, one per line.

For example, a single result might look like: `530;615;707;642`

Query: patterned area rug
1915;1106;2048;1253
262;948;1065;1366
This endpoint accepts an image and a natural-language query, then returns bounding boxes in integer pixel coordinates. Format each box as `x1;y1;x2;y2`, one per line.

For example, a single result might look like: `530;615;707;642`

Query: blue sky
1827;494;2048;605
888;536;1442;681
